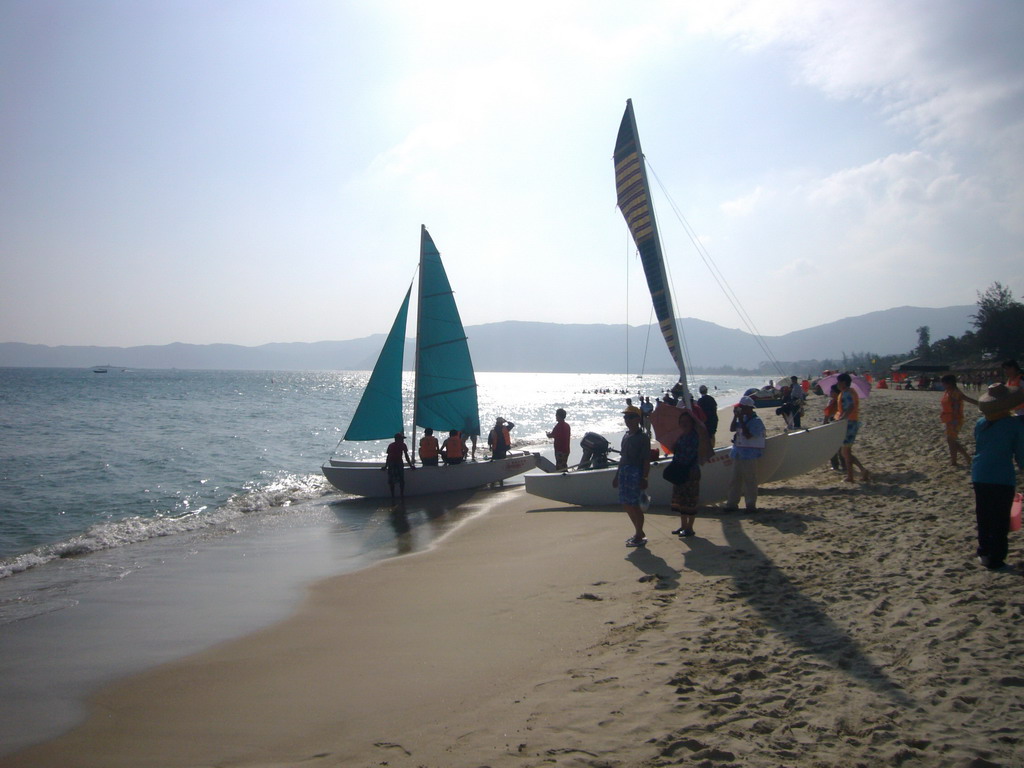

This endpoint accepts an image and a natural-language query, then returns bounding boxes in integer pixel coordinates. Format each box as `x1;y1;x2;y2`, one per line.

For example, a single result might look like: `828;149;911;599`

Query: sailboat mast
410;225;427;461
614;99;692;405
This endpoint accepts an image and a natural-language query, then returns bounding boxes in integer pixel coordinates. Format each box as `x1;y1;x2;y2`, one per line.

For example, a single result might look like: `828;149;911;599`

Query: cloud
722;186;768;217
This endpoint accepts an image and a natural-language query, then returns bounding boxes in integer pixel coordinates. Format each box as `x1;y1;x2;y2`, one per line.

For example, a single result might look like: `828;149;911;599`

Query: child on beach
612;409;651;547
940;374;979;467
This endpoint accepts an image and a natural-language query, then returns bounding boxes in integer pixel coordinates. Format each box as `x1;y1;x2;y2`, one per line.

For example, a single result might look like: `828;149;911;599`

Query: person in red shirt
546;408;571;470
385;433;415;504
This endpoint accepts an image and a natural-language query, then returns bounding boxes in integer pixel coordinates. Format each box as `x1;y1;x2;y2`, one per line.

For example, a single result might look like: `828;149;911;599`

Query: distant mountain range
0;305;975;373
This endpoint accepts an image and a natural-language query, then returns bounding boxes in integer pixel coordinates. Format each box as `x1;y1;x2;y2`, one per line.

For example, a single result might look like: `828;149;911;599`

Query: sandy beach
3;388;1023;768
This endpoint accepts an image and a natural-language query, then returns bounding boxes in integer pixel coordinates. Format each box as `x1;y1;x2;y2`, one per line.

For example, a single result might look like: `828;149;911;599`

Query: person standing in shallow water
612;409;651;547
384;432;415;505
971;383;1024;571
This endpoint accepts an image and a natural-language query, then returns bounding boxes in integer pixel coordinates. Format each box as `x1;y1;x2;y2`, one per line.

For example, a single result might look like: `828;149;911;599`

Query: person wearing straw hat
971;384;1024;571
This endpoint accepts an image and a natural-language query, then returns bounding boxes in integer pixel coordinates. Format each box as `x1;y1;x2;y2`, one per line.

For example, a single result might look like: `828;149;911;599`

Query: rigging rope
647;160;789;381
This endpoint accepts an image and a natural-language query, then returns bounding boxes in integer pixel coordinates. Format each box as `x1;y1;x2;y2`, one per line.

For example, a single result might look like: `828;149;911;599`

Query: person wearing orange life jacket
837;373;871;483
418;428;440;466
1002;360;1024;415
440;430;465;465
488;417;515;460
940;374;979;467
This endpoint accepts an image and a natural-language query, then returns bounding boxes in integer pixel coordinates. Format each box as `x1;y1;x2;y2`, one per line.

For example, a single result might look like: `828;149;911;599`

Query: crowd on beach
380;359;1024;574
573;359;1024;574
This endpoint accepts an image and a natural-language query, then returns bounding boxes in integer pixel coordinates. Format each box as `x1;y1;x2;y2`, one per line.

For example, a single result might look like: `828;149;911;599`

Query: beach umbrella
650;400;701;452
817;373;872;399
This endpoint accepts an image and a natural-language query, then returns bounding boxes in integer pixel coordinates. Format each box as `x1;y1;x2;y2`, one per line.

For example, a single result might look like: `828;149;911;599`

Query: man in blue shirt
972;384;1024;571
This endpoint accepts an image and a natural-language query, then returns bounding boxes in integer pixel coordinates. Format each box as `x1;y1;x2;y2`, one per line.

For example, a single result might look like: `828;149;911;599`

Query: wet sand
3;388;1022;768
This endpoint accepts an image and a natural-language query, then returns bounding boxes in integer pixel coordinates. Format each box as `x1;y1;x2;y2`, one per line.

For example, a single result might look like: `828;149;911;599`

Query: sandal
625;537;647;548
670;527;686;535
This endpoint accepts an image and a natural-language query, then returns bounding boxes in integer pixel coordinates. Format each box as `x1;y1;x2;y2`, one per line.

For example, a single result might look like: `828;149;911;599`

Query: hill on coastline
0;305;974;373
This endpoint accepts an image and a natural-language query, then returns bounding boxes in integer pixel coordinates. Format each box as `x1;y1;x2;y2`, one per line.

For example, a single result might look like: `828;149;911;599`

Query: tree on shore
972;282;1024;358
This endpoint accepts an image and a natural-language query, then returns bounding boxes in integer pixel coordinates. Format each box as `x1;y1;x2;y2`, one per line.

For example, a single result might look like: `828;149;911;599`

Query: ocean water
0;367;761;754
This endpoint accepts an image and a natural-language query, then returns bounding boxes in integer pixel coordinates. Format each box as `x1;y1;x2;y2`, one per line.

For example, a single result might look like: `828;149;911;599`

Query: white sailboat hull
523;422;843;507
766;421;846;483
322;452;539;498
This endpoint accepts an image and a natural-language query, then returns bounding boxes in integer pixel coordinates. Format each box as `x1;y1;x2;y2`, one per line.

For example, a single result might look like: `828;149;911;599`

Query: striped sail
343;285;411;441
613;99;690;401
413;226;481;437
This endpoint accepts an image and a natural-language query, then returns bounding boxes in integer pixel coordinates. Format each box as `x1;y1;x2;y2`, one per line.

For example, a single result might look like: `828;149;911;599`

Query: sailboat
321;226;539;498
523;101;845;506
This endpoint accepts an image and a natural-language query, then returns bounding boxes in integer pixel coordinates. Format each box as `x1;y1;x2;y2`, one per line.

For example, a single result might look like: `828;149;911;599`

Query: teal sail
613;99;691;403
343;286;411;441
413;226;481;437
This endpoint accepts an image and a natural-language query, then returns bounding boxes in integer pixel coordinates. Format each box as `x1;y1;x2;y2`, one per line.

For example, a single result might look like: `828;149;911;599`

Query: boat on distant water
92;366;109;373
524;100;844;506
321;226;539;498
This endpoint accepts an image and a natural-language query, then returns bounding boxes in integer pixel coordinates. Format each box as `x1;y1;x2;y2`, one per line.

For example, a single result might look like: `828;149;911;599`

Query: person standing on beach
837;373;871;483
546;408;571;470
612;409;651;547
971;384;1024;571
668;409;712;538
724;396;765;512
823;384;845;472
418;428;440;467
697;385;719;446
940;374;979;467
385;433;416;504
788;376;805;429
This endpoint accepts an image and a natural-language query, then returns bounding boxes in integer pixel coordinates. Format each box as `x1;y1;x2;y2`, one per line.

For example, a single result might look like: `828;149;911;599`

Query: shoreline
4;389;1023;767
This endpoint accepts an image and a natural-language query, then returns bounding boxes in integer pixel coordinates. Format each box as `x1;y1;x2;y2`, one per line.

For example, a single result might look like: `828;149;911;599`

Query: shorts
617;464;644;506
387;464;404;485
843;420;860;446
671;466;701;512
944;420;962;440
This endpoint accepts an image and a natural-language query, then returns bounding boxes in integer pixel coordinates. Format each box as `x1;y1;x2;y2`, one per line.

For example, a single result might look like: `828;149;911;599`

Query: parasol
650;400;704;453
817;373;871;400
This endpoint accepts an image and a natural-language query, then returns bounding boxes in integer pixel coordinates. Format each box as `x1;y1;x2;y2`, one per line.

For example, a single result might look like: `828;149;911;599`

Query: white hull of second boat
766;420;846;483
523;432;787;508
522;422;844;508
322;451;539;498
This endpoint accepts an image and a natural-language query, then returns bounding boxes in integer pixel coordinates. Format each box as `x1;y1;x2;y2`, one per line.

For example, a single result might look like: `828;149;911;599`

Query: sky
2;0;1023;347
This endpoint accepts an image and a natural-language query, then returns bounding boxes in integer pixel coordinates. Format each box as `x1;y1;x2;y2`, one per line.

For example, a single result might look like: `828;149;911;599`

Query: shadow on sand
680;515;912;705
